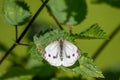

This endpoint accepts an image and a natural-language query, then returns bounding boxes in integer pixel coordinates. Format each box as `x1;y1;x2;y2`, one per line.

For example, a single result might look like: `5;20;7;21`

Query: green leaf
75;24;107;39
59;53;104;78
2;0;31;25
34;29;75;51
32;29;74;66
0;67;34;80
0;65;56;80
48;0;87;25
73;53;104;78
26;22;54;41
32;29;104;78
32;29;76;67
56;76;87;80
29;44;43;63
92;0;120;8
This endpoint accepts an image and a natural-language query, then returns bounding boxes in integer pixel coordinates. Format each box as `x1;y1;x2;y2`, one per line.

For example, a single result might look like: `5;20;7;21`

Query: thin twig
41;0;63;30
0;43;16;64
16;43;30;46
16;0;49;43
92;25;120;61
15;25;18;41
0;0;49;64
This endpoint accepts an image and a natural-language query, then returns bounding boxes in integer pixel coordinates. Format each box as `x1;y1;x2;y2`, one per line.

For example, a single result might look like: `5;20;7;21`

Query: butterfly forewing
43;41;62;66
61;40;80;67
43;40;80;67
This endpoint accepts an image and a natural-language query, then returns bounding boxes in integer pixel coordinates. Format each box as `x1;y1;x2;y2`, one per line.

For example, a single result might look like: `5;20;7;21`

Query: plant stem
41;0;63;30
0;43;16;64
0;0;49;64
16;0;49;43
15;25;18;41
16;43;30;46
92;25;120;61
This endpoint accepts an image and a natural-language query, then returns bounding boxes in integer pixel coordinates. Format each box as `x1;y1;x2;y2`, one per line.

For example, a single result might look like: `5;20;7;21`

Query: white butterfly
43;39;80;67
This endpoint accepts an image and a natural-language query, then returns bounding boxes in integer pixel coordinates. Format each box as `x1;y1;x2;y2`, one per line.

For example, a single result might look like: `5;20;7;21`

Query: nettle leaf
31;29;74;64
75;24;107;39
60;53;104;78
73;53;104;78
34;29;75;51
32;29;104;78
2;0;31;26
29;44;43;63
48;0;87;25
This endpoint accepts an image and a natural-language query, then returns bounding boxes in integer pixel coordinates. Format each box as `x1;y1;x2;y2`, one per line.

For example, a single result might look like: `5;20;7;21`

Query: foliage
48;0;87;25
0;0;112;80
73;53;103;77
34;29;74;50
75;24;107;39
2;0;31;26
31;27;105;78
91;0;120;8
33;24;107;51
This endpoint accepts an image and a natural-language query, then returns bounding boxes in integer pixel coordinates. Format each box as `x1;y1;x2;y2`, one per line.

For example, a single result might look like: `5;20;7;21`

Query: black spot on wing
53;56;57;59
77;50;80;56
67;56;70;58
72;53;75;57
53;52;59;59
46;54;58;59
48;54;51;57
43;51;46;54
43;51;46;57
66;53;75;59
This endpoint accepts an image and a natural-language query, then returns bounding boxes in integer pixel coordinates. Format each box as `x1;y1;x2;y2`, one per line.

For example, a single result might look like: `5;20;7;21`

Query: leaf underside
48;0;87;25
2;0;31;25
76;24;107;39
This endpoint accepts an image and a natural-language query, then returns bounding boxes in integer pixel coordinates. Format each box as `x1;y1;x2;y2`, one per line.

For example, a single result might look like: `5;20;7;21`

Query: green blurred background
0;0;120;80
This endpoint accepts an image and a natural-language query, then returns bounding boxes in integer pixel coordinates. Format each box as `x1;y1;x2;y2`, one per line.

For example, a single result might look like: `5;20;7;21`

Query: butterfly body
43;40;80;67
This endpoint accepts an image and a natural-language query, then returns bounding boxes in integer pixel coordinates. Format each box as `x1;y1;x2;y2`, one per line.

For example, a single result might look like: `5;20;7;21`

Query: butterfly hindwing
43;40;80;67
43;41;62;66
62;40;80;67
